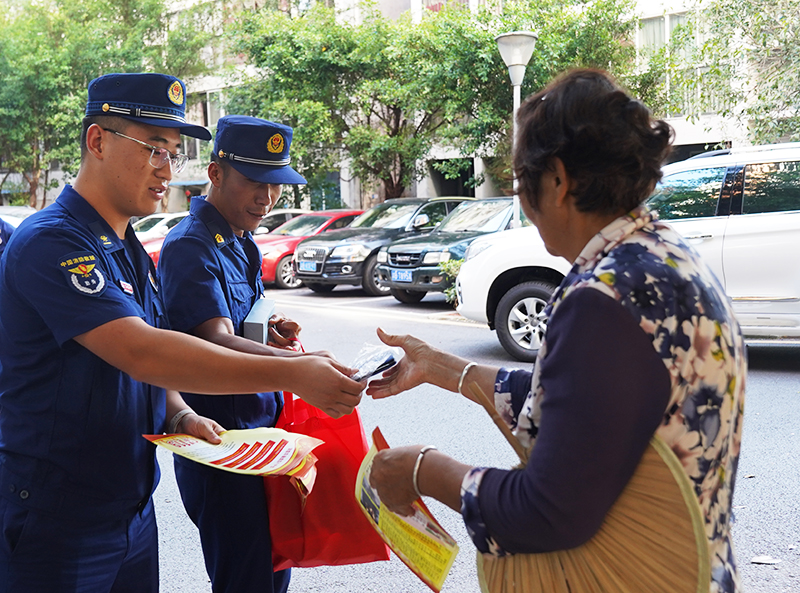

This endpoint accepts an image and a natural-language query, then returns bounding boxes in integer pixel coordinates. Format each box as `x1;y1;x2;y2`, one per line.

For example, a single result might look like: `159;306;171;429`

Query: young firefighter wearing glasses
0;73;363;593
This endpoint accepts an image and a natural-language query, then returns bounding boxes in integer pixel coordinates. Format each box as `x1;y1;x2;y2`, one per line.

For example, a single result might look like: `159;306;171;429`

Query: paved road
155;285;800;592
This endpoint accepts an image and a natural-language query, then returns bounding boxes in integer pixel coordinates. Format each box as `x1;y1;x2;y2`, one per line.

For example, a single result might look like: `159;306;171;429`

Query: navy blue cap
214;115;306;185
85;73;211;141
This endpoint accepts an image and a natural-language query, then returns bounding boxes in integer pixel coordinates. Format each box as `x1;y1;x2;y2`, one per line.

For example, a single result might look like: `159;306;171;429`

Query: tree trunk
26;173;39;209
0;172;9;206
39;169;50;210
292;185;303;208
383;177;405;200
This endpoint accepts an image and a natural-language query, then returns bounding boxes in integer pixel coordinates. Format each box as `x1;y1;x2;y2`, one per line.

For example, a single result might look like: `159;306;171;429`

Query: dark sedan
375;198;516;303
293;197;469;295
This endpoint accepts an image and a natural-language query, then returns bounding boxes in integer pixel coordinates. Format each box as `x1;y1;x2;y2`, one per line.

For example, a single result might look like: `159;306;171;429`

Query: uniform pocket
228;281;256;330
0;497;31;557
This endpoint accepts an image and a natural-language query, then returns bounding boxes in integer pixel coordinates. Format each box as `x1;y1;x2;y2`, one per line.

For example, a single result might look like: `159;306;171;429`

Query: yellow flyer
355;427;459;592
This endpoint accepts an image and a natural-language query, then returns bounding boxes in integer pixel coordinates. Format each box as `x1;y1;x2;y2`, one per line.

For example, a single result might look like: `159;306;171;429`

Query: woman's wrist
458;362;478;396
412;445;438;498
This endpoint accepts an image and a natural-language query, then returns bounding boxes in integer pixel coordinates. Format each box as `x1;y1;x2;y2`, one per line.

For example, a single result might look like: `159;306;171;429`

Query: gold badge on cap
267;134;284;154
168;80;184;106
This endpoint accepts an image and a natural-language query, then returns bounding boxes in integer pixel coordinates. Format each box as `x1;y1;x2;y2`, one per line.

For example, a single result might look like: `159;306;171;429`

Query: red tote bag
266;394;390;570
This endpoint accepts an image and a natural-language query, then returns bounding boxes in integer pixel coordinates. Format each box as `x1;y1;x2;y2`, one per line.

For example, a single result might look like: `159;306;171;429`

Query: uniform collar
57;185;125;252
189;196;248;250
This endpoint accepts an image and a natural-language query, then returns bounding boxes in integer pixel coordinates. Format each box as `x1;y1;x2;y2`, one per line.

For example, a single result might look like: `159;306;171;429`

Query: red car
255;210;363;289
142;235;166;267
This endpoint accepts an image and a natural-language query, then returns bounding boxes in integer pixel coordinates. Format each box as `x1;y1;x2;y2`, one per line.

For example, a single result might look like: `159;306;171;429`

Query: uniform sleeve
3;227;142;346
158;232;230;333
460;287;671;554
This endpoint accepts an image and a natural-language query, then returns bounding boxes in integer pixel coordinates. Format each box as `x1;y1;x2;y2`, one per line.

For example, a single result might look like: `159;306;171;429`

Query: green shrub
438;258;463;306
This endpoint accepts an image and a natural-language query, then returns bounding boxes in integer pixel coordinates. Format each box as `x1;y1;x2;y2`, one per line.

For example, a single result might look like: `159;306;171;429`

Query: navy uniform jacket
0;186;166;521
158;197;282;429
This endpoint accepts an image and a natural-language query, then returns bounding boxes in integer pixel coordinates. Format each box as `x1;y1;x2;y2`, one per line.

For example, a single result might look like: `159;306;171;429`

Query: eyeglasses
102;128;189;174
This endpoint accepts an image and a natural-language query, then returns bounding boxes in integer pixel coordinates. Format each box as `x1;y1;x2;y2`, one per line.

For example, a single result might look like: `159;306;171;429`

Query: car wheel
305;282;335;293
274;255;303;290
495;281;555;362
390;288;426;303
361;255;392;297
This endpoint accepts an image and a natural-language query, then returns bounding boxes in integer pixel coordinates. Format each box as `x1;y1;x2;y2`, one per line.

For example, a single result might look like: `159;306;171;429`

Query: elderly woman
367;69;745;593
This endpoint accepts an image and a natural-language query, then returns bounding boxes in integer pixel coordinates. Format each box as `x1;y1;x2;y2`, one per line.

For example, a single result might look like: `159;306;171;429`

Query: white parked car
133;211;189;242
456;142;800;361
456;226;570;361
0;205;38;228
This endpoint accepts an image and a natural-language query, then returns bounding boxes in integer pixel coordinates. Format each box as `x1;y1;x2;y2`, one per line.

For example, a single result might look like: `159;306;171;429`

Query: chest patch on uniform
119;280;134;295
148;271;158;292
58;252;107;296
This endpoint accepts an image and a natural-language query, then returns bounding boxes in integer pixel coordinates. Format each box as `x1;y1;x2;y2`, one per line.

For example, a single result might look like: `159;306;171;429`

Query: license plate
390;269;413;283
298;261;317;272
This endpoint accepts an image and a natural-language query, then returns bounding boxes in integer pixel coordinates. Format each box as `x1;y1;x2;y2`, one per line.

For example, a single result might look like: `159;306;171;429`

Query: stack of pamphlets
144;427;321;495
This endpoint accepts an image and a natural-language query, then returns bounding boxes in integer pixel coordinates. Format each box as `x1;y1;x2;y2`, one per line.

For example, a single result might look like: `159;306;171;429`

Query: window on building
638;16;665;57
423;0;466;12
184;91;223;160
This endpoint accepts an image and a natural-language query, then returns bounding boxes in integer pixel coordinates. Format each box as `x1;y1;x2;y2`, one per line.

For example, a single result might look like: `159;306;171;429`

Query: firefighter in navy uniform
0;74;363;593
159;115;312;593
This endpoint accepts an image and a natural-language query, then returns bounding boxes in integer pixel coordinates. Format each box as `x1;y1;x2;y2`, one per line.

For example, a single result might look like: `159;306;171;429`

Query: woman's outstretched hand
365;328;434;399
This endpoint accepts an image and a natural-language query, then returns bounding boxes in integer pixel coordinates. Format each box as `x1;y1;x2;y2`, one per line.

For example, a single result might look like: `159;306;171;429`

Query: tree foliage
228;0;641;200
0;0;219;207
657;0;800;143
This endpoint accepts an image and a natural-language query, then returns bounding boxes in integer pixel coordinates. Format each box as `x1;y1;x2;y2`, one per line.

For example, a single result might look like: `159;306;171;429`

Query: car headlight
330;244;371;261
377;249;388;263
465;241;491;262
422;251;451;265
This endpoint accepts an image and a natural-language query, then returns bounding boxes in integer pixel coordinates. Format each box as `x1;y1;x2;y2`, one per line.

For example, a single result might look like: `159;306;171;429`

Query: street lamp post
495;31;537;228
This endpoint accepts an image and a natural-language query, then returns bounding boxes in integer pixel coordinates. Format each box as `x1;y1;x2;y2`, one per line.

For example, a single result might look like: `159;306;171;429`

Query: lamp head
495;31;538;68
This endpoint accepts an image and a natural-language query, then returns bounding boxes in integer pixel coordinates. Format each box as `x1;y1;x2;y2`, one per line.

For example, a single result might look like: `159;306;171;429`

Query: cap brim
118;115;212;141
227;160;307;185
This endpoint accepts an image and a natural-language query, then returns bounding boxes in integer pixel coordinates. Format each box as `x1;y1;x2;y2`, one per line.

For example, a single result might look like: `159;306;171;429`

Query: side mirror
254;227;269;235
411;213;430;229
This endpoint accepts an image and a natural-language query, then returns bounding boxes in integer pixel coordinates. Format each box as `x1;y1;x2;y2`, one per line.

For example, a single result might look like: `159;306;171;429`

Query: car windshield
349;203;420;229
133;216;165;232
272;215;331;237
437;200;511;233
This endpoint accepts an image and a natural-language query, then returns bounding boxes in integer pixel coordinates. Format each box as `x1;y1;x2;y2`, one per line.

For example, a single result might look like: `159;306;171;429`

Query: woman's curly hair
514;69;674;215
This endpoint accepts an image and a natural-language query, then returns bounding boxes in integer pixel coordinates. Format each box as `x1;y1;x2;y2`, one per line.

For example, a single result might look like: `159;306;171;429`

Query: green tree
655;0;800;143
228;0;641;201
0;0;219;208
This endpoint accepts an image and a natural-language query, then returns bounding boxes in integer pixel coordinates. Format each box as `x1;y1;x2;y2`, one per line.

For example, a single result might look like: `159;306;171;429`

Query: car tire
495;281;555;362
390;288;426;303
305;282;335;293
361;255;392;297
275;255;303;290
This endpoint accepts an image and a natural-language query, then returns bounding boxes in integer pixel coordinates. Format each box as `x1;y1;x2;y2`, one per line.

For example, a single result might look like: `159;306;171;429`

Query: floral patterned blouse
460;206;746;593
